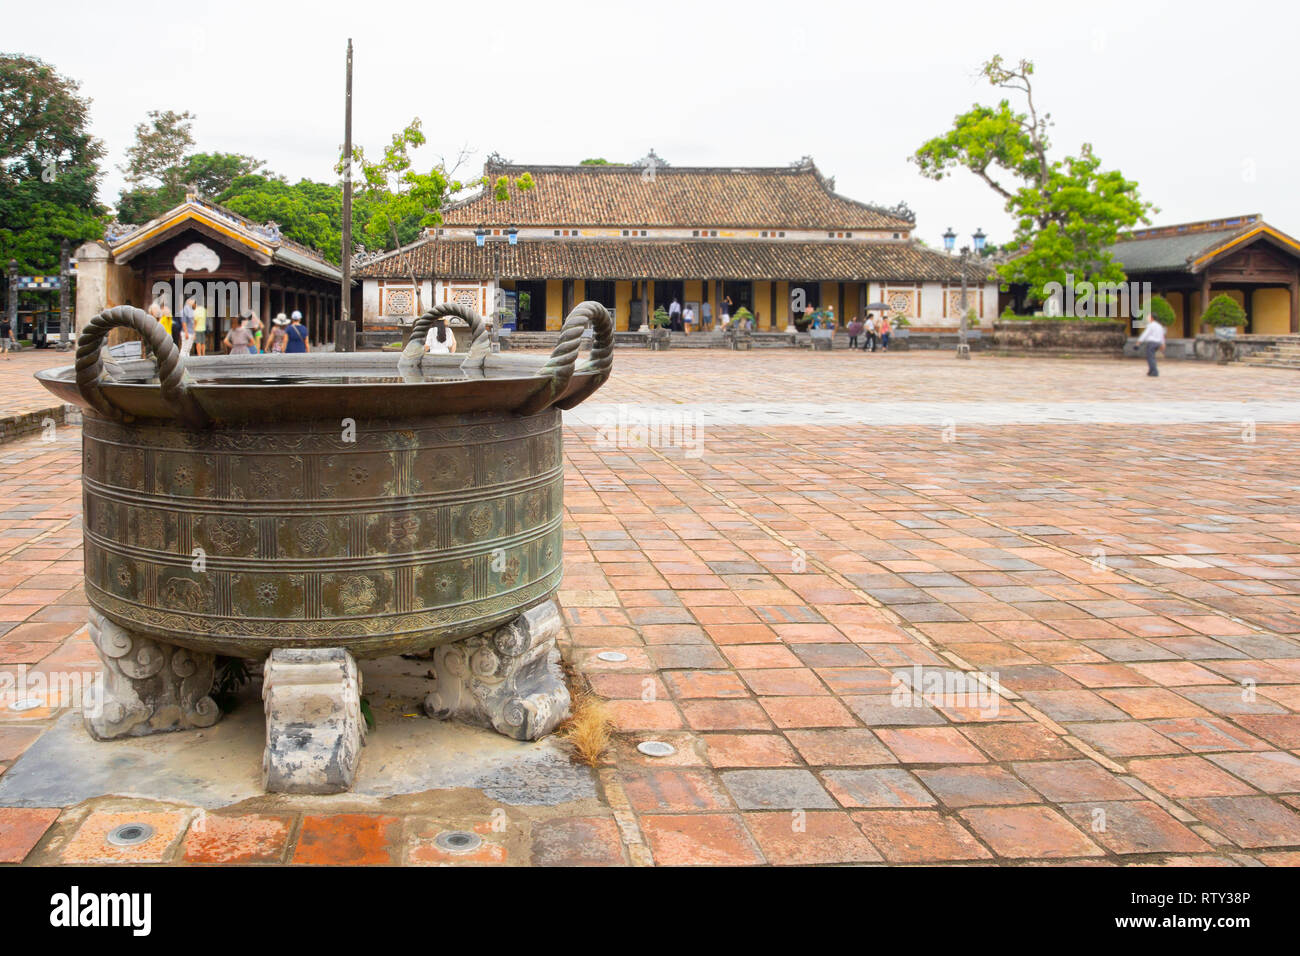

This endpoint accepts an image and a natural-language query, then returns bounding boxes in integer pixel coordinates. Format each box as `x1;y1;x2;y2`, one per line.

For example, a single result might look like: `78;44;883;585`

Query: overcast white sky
9;0;1297;248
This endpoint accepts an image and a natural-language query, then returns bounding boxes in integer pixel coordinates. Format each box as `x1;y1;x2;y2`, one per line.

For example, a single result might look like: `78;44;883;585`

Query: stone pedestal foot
424;600;571;741
85;609;220;740
262;648;365;794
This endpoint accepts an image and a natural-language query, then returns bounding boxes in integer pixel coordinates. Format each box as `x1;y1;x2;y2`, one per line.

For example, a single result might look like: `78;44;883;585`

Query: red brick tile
183;813;293;864
292;814;401;865
640;813;763;865
743;811;882;864
876;727;987;764
960;806;1104;859
758;696;858;729
1128;756;1259;798
0;807;59;862
702;733;801;768
851;810;991;862
622;768;733;812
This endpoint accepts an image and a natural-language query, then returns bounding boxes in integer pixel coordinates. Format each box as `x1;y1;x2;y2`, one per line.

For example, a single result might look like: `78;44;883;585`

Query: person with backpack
284;310;311;353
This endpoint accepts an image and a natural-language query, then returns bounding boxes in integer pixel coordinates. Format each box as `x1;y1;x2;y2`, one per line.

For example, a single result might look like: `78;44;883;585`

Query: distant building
1107;215;1300;336
355;157;998;333
75;193;346;346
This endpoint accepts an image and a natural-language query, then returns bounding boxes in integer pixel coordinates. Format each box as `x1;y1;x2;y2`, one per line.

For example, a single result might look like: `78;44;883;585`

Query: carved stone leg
262;647;365;794
85;609;220;740
424;600;571;741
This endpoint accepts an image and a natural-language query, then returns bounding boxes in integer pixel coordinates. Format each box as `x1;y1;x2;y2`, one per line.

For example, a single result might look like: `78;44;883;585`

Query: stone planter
37;300;614;793
992;319;1127;356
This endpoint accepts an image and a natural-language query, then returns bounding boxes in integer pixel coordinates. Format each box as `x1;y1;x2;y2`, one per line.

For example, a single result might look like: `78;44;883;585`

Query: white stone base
262;647;366;794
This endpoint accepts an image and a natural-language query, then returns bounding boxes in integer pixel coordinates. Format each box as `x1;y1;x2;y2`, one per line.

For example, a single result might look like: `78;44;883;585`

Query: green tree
0;53;105;272
121;109;194;191
118;150;267;223
218;174;373;266
341;121;534;311
913;56;1154;303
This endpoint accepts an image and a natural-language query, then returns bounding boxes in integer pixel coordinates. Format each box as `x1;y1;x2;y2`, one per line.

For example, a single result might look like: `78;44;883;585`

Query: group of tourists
845;314;893;352
665;295;737;333
147;295;311;355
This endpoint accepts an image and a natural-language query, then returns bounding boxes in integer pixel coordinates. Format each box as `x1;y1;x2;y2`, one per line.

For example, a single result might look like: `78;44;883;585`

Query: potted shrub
892;313;911;338
793;308;814;333
1147;294;1177;328
1200;294;1246;363
732;306;755;331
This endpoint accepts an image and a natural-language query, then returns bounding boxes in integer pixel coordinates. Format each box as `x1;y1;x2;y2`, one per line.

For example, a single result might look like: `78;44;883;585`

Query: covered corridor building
355;157;998;332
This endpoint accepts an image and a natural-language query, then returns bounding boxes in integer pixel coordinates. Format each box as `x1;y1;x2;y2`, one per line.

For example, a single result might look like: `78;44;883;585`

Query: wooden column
1199;271;1211;334
1290;278;1299;334
838;283;845;328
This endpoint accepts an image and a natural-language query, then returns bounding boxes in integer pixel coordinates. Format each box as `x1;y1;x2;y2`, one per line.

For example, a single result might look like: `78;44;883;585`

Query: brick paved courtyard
3;349;1300;865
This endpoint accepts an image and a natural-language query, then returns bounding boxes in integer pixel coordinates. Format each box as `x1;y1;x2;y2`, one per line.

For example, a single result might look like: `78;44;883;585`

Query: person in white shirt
1137;314;1166;377
682;305;694;334
424;320;457;354
669;298;682;331
864;314;878;352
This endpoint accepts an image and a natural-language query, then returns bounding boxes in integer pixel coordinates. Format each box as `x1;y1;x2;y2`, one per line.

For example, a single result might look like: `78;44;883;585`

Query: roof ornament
256;220;283;242
104;220;134;242
789;156;815;170
885;201;916;224
484;151;512;168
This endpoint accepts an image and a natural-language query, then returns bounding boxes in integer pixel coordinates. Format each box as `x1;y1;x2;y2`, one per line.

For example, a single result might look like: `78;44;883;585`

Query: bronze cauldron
36;301;613;792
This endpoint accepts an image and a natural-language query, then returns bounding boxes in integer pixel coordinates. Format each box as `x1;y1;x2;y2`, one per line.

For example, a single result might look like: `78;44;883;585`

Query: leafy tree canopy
217;174;379;266
118;150;267;223
0;53;105;271
914;56;1155;301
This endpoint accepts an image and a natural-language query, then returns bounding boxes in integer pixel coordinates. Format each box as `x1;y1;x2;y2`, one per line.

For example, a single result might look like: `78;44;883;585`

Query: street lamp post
476;226;517;350
943;227;986;360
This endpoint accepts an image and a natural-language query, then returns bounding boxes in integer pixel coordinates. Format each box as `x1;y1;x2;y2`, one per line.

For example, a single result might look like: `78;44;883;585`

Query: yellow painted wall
615;281;633;331
842;282;860;321
820;282;839;323
546;279;563;330
752;281;771;328
1253;288;1290;335
684;280;703;306
573;280;585;305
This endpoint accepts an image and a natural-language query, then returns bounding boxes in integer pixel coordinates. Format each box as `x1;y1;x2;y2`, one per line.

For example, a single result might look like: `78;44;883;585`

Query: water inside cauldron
111;368;529;386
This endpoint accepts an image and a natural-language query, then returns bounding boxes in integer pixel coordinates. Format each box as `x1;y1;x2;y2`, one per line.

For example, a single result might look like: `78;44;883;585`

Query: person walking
846;316;863;350
0;310;13;358
682;304;694;335
246;313;264;353
193;298;208;356
285;310;311;353
864;313;878;352
880;314;892;352
1138;312;1166;376
722;295;733;326
268;313;290;353
180;297;196;357
701;299;712;332
224;315;256;355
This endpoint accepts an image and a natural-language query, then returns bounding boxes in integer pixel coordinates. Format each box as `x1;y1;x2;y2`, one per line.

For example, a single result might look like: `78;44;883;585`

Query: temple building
74;193;346;346
355;156;998;333
1107;215;1300;336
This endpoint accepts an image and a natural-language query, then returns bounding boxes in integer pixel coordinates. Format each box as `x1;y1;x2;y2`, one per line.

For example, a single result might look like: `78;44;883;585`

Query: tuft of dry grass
561;689;613;767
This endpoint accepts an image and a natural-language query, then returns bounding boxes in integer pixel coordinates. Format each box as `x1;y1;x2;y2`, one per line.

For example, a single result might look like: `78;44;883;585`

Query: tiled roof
441;161;914;230
355;238;978;282
106;195;343;281
1106;227;1249;274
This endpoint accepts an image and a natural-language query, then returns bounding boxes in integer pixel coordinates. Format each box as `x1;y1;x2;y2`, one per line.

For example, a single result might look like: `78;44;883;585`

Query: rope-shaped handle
537;300;613;384
399;302;491;370
517;301;613;415
74;305;207;426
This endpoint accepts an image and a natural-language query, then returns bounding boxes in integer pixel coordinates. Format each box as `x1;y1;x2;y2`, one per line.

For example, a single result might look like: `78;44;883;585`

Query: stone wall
991;320;1127;356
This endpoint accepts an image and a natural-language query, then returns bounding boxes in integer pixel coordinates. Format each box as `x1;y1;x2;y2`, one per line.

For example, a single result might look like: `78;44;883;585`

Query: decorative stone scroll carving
424;600;570;741
84;609;220;740
262;647;365;794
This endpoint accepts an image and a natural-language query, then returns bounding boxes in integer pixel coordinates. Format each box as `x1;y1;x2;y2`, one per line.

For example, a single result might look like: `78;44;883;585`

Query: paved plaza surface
2;349;1300;865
